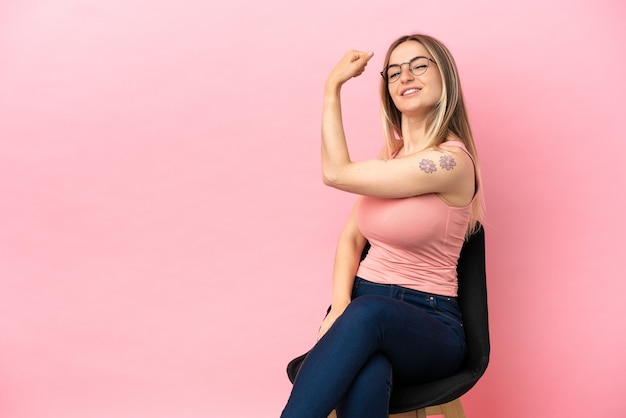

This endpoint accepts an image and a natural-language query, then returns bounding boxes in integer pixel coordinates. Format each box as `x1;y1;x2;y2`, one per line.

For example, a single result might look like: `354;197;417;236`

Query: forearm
330;229;366;310
321;84;352;186
317;200;366;340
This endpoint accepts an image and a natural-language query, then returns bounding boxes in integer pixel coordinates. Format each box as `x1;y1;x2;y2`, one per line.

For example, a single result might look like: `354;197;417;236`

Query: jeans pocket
428;296;463;328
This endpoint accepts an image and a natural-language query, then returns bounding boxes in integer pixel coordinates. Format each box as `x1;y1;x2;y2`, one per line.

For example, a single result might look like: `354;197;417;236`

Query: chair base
328;399;465;418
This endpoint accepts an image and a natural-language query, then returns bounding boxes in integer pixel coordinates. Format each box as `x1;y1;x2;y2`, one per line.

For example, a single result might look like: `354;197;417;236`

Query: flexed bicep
323;147;473;199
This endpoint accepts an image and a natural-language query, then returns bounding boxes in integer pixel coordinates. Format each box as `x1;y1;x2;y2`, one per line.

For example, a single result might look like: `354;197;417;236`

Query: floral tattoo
419;159;437;174
439;155;456;170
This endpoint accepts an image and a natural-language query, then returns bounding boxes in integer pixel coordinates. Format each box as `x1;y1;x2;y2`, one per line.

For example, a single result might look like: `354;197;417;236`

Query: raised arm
321;50;473;199
320;50;373;193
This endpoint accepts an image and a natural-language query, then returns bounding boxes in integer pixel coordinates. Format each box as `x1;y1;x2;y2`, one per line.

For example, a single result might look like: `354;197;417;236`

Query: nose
399;64;414;83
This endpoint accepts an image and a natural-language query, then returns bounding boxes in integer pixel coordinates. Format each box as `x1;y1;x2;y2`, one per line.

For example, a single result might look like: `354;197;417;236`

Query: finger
358;50;374;63
317;328;326;340
349;50;373;63
357;51;374;72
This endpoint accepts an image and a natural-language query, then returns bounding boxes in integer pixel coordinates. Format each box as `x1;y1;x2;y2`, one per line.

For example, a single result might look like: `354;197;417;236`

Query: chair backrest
457;224;490;375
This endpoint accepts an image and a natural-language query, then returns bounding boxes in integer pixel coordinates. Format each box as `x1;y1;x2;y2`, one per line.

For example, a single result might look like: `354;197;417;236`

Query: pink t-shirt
355;141;476;297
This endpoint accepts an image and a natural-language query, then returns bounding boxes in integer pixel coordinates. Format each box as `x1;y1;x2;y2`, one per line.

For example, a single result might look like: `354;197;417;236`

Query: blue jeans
281;277;466;418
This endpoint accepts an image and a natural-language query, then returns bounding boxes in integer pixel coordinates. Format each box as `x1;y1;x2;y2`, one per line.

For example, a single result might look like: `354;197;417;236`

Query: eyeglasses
381;56;436;83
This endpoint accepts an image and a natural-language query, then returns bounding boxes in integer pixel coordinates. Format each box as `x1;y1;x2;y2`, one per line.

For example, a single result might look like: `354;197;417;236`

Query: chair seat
286;353;486;414
388;367;484;413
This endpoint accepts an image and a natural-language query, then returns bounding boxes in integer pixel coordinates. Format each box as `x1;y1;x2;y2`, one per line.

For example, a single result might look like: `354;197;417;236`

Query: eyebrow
387;55;430;67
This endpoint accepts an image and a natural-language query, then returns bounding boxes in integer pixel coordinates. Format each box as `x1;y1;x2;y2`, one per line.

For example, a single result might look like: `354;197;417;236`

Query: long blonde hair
380;34;485;236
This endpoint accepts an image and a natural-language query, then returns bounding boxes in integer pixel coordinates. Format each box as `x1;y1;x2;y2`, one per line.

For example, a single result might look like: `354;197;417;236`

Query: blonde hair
379;34;485;236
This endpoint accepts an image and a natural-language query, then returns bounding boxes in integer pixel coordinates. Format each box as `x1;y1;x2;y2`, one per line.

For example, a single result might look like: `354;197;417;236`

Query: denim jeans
281;277;466;418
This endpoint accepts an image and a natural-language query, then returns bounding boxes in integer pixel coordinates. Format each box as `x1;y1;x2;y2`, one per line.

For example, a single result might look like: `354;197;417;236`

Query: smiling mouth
402;88;420;96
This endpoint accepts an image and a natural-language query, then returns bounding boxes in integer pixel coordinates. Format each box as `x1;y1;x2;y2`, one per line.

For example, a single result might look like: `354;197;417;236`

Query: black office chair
286;225;489;418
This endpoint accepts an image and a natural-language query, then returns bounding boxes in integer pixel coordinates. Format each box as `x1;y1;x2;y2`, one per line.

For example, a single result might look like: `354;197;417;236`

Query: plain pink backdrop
1;0;625;417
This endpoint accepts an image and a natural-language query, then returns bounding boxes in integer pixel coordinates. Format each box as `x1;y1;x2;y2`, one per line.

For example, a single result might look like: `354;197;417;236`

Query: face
386;40;442;117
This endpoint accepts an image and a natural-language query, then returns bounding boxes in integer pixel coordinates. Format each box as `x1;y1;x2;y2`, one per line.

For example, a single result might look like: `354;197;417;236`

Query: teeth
403;88;419;96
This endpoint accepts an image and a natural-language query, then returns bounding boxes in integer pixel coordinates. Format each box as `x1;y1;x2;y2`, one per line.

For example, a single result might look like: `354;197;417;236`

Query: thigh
380;302;465;383
348;282;465;383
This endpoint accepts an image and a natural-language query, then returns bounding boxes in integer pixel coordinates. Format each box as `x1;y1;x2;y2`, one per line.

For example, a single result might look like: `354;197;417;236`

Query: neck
400;115;430;155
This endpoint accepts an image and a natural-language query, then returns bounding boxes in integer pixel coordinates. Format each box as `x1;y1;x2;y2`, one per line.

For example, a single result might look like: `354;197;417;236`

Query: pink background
1;0;625;417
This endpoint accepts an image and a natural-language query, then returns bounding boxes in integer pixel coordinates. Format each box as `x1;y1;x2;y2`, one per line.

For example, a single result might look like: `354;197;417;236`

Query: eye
386;65;401;81
408;57;432;76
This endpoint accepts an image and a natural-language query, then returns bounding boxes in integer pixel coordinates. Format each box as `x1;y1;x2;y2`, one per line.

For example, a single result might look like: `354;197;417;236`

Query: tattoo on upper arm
418;155;457;174
439;155;456;170
419;159;437;174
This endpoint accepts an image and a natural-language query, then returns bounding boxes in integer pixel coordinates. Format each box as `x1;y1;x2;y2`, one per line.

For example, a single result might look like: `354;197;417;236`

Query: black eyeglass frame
380;56;436;83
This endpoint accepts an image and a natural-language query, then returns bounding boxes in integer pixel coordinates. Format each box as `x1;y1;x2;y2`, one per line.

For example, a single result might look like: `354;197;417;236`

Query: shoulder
438;135;469;153
437;138;474;170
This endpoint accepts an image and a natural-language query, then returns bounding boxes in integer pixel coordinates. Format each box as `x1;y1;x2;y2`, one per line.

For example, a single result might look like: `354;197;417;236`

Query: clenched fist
325;50;374;92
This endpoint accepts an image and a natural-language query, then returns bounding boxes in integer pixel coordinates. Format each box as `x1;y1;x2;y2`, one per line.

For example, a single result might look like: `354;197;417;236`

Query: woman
281;34;484;418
